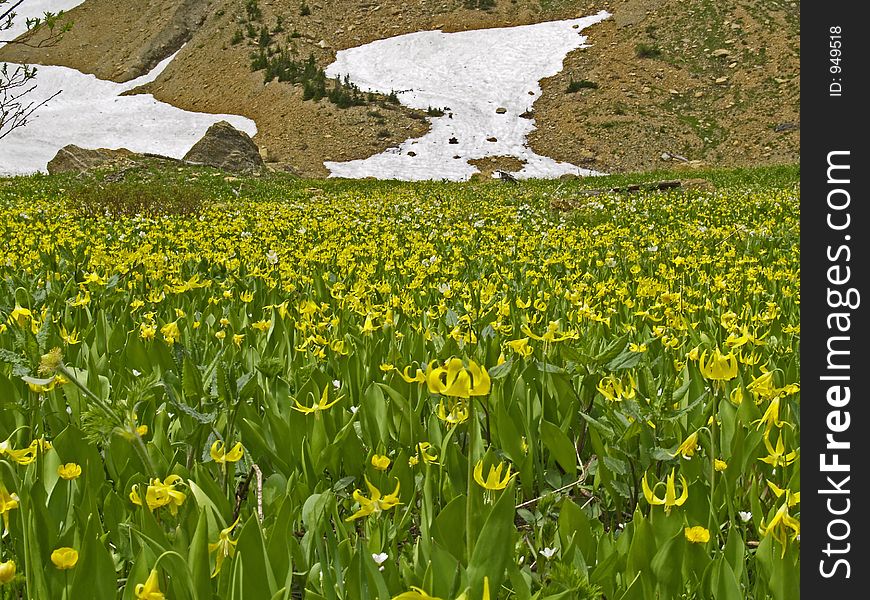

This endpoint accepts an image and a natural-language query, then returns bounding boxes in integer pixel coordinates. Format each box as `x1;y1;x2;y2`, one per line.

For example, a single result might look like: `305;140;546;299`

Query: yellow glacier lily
210;440;244;464
292;384;343;416
345;476;402;522
135;569;166;599
698;348;738;381
642;468;689;513
425;357;490;398
208;517;240;577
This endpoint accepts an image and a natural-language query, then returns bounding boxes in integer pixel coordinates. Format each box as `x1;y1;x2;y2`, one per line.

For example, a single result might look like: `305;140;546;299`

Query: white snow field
324;11;610;181
1;0;86;40
1;1;257;176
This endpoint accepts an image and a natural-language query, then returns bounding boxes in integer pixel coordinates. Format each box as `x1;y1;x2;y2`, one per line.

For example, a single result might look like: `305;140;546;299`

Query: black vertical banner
802;2;865;596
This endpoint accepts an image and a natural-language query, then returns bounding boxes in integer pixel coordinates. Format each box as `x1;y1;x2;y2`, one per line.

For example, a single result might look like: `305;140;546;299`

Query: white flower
132;369;141;377
349;406;359;414
738;511;752;522
539;547;557;559
266;249;279;265
332;379;342;389
372;552;388;565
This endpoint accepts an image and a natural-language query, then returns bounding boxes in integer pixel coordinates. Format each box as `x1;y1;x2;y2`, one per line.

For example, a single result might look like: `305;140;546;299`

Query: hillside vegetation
0;0;799;176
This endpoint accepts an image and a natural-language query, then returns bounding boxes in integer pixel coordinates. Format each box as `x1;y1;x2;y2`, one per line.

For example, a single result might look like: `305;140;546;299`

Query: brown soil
1;0;799;176
528;0;800;172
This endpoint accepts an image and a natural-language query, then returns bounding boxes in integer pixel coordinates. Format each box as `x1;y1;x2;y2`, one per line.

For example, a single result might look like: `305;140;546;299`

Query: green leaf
540;419;576;477
487;358;513;380
466;481;516;597
70;514;117;599
189;510;214;600
650;529;684;595
712;557;743;600
606;346;643;371
236;514;279;598
432;494;467;563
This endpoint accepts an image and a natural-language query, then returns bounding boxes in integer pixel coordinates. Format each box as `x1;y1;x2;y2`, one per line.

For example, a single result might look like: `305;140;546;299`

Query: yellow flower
252;319;271;332
233;333;244;347
160;320;181;345
684;526;710;543
596;373;636;402
767;480;800;507
505;337;533;358
0;486;19;534
0;439;36;465
292;384;343;416
371;454;391;470
425;358;490;398
642;469;689;513
758;432;798;468
361;314;377;334
51;547;79;569
139;322;157;340
629;342;647;353
208;517;240;577
698;348;738;381
673;430;700;459
436;398;469;426
60;325;81;345
135;569;166;599
414;442;440;465
57;462;82;480
345;477;402;521
392;587;443;600
714;459;728;472
474;459;515;503
215;330;226;340
760;502;800;557
210;440;244;464
130;475;187;515
240;291;254;303
8;305;32;327
0;560;15;584
398;365;426;383
753;396;783;433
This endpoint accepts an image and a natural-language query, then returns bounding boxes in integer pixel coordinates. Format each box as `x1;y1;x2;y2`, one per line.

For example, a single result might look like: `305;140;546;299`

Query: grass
0;162;799;599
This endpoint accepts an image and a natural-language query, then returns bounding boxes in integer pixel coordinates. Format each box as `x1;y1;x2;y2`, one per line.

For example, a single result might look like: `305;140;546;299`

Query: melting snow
1;1;257;176
324;11;610;181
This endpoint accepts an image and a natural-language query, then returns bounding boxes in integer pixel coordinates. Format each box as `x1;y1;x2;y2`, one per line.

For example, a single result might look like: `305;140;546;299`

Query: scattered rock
183;121;265;174
486;137;498;142
495;107;507;114
661;152;671;161
715;76;729;85
448;137;459;144
46;145;136;174
519;110;534;119
774;122;799;132
407;151;417;156
711;49;730;57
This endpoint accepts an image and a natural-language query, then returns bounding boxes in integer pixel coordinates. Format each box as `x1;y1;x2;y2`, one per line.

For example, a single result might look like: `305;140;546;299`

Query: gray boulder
46;145;136;174
183;121;264;174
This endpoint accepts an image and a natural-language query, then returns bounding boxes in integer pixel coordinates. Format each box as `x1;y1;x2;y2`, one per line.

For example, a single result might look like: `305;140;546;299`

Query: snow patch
324;11;610;181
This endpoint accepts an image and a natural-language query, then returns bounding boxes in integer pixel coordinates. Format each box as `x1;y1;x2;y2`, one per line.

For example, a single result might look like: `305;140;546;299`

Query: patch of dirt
1;0;799;176
468;155;526;179
528;0;800;172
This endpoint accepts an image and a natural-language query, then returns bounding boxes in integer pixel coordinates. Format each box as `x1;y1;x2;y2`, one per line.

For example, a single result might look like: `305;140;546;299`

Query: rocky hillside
0;0;798;176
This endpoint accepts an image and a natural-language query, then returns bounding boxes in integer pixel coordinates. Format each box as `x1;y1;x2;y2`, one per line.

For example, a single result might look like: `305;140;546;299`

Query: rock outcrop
182;121;265;174
46;145;137;174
